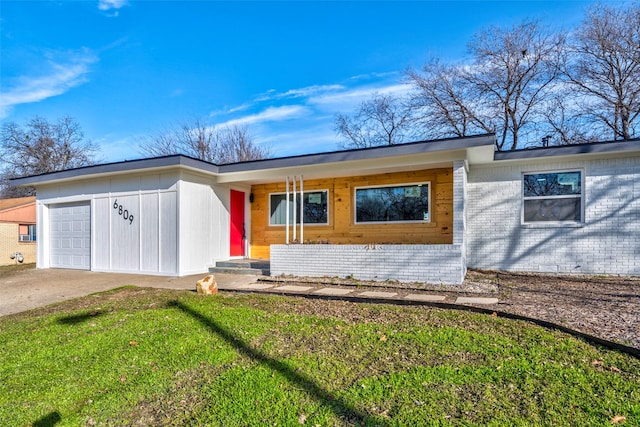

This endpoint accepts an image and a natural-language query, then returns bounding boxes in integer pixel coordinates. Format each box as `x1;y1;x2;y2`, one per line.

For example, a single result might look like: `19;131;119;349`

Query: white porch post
292;176;297;242
285;176;290;244
299;175;304;244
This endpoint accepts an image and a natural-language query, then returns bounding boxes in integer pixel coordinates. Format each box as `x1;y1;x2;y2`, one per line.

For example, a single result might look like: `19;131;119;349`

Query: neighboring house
10;134;640;283
0;196;36;266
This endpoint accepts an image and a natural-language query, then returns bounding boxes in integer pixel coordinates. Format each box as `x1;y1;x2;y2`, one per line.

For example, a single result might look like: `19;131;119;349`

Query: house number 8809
113;199;134;224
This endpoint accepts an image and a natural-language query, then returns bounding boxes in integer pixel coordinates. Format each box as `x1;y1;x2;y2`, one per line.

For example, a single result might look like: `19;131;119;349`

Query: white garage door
49;202;91;270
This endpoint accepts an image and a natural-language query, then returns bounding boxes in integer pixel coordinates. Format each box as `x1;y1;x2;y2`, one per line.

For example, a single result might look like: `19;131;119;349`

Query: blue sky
1;1;594;162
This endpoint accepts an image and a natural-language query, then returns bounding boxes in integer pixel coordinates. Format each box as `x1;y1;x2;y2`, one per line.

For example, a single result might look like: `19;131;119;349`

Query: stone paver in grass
357;291;398;298
455;297;499;304
273;285;316;292
313;288;354;296
234;283;276;290
404;294;447;302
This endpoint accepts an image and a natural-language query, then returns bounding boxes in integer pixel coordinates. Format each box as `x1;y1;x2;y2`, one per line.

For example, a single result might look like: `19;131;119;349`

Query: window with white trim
522;171;583;223
355;182;430;223
19;224;36;242
269;190;329;226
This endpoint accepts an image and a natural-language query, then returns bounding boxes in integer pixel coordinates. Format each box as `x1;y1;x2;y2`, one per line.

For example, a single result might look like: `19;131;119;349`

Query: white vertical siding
212;185;230;260
109;194;140;271
140;193;159;272
93;197;110;270
159;191;178;274
177;174;216;275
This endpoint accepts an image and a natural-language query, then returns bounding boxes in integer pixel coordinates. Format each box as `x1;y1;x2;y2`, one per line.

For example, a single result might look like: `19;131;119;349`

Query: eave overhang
490;138;640;165
10;134;497;188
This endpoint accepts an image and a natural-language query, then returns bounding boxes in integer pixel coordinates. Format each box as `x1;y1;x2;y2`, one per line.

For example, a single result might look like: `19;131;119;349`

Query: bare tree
407;59;493;139
1;116;99;197
138;120;271;163
563;2;640;141
540;92;599;145
466;20;565;150
408;20;565;150
334;93;416;148
217;125;271;164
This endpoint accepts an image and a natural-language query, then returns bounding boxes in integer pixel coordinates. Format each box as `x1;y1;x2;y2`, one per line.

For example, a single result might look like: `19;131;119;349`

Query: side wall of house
0;223;36;266
250;167;454;259
467;155;640;276
177;172;243;275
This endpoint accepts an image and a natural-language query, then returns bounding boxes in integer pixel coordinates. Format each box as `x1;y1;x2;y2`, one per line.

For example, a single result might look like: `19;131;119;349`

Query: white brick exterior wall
453;160;468;275
467;156;640;276
270;244;465;285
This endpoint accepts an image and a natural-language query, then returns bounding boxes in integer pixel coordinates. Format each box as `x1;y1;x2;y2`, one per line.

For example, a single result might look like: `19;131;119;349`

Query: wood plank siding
250;167;454;259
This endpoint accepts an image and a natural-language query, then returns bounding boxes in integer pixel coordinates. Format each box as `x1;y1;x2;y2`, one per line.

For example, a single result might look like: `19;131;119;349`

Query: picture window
355;182;430;224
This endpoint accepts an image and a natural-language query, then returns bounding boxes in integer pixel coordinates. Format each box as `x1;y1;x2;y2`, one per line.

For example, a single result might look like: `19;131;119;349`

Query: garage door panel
50;202;90;270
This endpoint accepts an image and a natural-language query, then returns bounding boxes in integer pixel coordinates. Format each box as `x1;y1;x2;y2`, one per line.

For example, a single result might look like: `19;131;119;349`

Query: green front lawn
0;287;638;426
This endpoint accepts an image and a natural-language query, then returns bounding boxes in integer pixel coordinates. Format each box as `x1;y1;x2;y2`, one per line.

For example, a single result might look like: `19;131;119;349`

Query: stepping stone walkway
455;297;499;304
236;283;275;290
404;294;447;302
358;291;398;298
314;288;354;296
220;280;500;306
273;285;315;292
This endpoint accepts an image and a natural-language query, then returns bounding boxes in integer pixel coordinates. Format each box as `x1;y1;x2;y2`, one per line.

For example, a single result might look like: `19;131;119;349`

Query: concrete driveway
0;268;259;317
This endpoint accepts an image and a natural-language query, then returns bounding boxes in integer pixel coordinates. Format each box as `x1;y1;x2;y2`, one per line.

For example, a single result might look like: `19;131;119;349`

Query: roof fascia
10;156;220;187
217;140;496;184
9;134;497;187
493;139;640;163
219;133;496;174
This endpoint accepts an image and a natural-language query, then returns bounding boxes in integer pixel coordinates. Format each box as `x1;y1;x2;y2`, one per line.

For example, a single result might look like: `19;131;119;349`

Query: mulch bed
467;270;640;351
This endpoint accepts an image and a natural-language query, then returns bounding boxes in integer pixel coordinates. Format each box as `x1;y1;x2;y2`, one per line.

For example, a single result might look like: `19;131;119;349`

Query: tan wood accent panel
249;168;453;259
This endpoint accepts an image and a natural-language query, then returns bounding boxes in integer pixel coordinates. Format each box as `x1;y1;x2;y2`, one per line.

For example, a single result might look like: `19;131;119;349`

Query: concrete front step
209;259;270;276
209;267;266;275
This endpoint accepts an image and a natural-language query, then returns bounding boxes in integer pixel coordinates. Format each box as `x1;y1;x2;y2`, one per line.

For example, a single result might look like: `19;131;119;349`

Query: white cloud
254;84;345;103
0;49;98;119
308;83;413;111
257;124;341;156
98;0;128;12
216;105;311;128
278;84;345;99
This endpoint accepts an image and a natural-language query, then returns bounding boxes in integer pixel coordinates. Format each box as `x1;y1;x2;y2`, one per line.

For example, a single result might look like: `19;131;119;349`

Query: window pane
524;172;581;197
270;194;291;225
302;191;327;224
270;191;328;225
356;184;429;223
524;198;581;222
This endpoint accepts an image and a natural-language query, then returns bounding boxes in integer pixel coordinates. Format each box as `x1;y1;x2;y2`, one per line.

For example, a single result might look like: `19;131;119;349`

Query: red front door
230;190;245;257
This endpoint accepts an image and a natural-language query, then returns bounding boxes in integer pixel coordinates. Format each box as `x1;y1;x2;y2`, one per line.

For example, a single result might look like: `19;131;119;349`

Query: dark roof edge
494;138;640;161
10;154;219;186
219;133;496;173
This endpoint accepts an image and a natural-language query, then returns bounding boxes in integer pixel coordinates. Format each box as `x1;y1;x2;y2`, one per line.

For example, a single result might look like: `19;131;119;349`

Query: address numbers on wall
113;199;134;224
